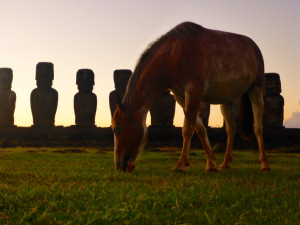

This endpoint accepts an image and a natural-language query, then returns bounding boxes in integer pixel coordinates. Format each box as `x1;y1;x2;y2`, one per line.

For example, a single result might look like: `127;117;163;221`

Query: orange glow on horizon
1;0;299;128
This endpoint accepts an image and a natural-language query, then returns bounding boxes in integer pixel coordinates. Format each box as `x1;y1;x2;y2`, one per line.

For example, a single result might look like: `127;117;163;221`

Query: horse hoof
206;167;218;173
126;163;135;172
185;162;190;167
261;167;271;172
220;164;231;169
172;166;187;173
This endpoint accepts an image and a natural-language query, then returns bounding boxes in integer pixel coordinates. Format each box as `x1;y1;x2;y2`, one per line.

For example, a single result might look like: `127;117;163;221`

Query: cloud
284;111;300;128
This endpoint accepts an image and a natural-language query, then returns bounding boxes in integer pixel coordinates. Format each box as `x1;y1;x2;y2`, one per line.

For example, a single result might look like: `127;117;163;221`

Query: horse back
165;24;265;104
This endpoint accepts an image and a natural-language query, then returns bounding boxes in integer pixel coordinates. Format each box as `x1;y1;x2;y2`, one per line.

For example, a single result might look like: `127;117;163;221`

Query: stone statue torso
0;90;16;126
31;88;58;127
74;92;97;126
150;91;176;127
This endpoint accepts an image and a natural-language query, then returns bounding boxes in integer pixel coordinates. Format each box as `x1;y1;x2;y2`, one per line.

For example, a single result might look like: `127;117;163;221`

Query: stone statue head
36;62;54;90
266;73;281;95
76;69;95;92
113;70;132;96
0;68;13;91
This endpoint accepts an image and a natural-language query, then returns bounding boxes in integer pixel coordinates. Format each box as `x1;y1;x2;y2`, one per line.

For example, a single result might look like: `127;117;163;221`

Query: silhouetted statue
150;90;176;127
31;62;58;127
263;73;284;128
0;68;16;126
74;69;97;127
109;69;132;117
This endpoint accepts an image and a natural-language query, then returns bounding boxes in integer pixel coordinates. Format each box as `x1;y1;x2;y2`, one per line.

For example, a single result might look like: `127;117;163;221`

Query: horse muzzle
115;161;135;172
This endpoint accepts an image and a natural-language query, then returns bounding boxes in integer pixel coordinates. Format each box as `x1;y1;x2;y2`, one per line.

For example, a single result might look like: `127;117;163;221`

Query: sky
0;0;299;128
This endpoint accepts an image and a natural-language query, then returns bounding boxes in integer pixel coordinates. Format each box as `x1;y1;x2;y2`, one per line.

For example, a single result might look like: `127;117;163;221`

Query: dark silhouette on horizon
31;62;58;127
0;68;16;127
263;73;284;128
150;90;176;127
74;69;97;127
109;69;132;117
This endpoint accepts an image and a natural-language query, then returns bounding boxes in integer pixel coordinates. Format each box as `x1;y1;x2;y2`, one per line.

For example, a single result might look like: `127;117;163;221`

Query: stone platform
0;126;299;150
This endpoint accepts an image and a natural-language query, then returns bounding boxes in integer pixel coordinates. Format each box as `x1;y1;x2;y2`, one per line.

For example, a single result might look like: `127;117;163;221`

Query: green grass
0;147;299;225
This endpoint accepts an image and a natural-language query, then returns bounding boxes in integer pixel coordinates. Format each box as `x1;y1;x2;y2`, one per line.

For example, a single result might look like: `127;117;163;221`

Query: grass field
0;147;299;224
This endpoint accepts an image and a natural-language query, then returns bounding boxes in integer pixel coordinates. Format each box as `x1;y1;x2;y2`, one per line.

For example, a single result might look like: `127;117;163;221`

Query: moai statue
109;69;132;117
0;68;16;126
74;69;97;127
150;90;176;127
30;62;58;127
263;73;284;128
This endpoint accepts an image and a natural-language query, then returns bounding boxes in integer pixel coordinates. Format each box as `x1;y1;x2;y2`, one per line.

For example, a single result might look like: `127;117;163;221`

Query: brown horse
112;22;270;172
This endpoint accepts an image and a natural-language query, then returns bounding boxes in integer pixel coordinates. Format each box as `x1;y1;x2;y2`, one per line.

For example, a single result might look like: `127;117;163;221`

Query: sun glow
1;0;299;128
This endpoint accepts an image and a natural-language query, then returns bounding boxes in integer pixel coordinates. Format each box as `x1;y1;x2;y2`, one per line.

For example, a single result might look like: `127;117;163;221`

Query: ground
0;147;299;224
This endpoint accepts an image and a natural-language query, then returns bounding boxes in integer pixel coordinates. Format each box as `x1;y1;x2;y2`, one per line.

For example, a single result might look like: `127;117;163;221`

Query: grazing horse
112;22;270;172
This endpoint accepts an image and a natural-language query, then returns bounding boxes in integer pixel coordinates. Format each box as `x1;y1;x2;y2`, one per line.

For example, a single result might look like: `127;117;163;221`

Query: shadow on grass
52;149;87;154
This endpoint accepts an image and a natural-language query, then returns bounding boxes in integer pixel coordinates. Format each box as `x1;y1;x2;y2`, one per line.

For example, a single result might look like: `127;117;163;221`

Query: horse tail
240;94;254;140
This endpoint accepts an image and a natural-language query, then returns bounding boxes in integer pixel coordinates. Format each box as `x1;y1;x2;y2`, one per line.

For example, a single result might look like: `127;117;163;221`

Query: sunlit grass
0;148;299;224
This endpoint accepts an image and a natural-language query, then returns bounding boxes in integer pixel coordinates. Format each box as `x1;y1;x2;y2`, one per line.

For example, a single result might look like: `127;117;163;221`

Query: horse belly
200;77;252;104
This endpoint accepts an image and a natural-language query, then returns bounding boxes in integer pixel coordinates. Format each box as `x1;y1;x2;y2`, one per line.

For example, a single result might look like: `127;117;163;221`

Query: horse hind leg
195;115;218;172
220;102;237;169
247;86;270;171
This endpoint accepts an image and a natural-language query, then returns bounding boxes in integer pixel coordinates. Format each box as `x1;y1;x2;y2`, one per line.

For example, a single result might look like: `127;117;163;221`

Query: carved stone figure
0;68;16;126
74;69;97;127
150;90;176;127
30;62;58;127
109;69;132;117
263;73;284;128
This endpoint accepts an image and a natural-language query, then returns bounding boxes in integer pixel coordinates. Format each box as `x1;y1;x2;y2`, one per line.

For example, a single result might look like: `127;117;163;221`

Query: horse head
111;96;146;172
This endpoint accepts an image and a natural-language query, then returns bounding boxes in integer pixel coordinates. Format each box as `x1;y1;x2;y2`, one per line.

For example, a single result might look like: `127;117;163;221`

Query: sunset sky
1;0;299;128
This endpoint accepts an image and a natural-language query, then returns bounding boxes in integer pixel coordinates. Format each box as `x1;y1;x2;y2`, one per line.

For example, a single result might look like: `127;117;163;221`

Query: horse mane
123;22;204;108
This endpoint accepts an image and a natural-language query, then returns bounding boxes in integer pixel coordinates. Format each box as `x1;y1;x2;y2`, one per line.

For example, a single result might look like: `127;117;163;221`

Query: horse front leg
195;115;218;172
173;89;200;172
172;118;195;171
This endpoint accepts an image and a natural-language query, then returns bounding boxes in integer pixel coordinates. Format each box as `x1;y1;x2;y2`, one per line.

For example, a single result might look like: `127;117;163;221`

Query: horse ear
115;92;124;112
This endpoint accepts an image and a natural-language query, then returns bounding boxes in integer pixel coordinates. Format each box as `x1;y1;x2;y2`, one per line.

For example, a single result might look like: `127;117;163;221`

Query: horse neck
123;71;167;122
